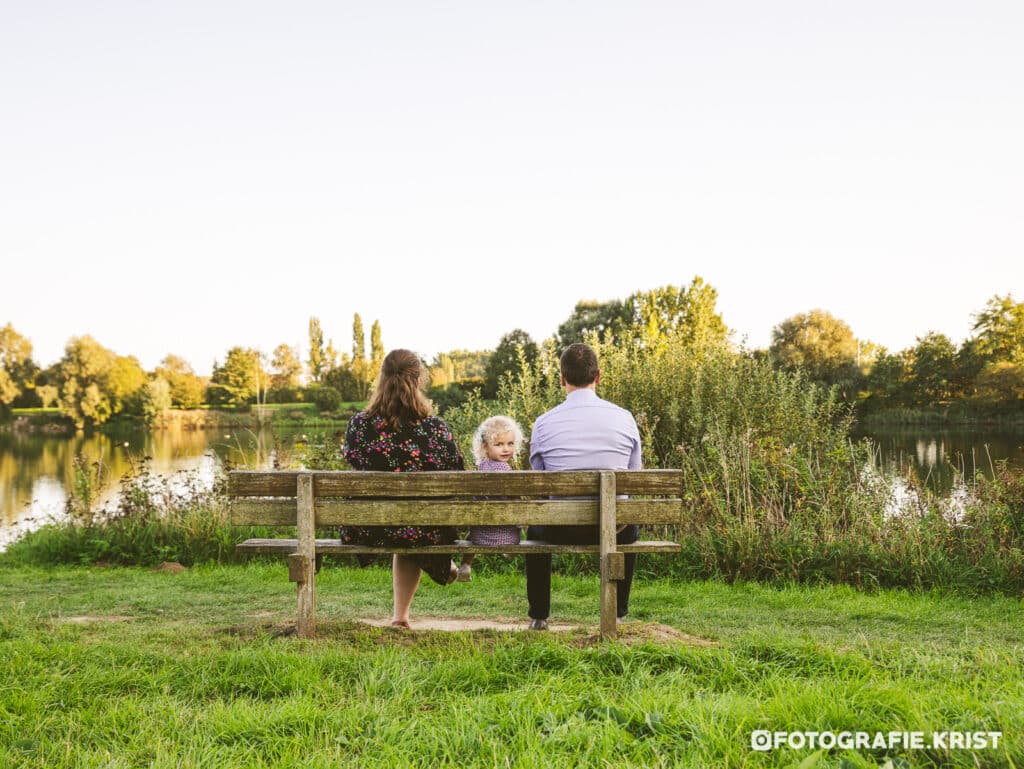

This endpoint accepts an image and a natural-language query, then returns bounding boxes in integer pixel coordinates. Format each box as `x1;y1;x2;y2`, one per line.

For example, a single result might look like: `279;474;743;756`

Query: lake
2;422;1023;550
0;424;333;550
851;425;1024;496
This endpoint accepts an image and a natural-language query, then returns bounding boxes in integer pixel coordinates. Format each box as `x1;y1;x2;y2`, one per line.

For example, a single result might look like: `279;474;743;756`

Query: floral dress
340;412;465;585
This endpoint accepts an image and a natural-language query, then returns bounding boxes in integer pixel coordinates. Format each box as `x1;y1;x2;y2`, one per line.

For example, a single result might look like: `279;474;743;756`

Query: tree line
0;313;387;428
2;281;1021;429
763;296;1024;413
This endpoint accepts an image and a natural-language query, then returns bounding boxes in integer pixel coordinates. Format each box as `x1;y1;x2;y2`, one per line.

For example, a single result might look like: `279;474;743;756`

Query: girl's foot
457;563;472;582
390;619;411;629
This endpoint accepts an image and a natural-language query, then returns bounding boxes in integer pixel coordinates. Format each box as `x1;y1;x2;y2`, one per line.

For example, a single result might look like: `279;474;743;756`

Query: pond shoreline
2;407;355;434
857;404;1024;427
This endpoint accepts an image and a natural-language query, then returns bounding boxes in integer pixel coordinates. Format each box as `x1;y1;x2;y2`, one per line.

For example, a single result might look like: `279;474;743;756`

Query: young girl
457;415;524;582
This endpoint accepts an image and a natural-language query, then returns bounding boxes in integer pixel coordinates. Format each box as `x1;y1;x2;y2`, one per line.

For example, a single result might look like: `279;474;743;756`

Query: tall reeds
443;336;1024;593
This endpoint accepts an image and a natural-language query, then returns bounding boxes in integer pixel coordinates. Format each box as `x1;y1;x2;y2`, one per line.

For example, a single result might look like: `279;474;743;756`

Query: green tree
270;344;303;391
430;354;457;388
155;354;206;409
971;294;1024;364
32;363;62;406
429;350;490;387
208;347;262;407
56;336;119;428
140;377;173;423
0;369;17;412
352;313;366;361
370;320;384;375
906;332;957;403
323;339;339;376
350;313;372;399
627;277;730;352
770;309;860;391
953;338;986;399
975;361;1024;405
323;360;360;401
555;300;632;348
307;317;325;383
865;351;910;406
107;355;148;416
35;384;59;408
0;323;37;410
484;330;538;398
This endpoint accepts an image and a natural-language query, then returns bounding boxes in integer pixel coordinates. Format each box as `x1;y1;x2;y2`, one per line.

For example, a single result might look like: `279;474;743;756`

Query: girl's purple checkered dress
467;458;522;546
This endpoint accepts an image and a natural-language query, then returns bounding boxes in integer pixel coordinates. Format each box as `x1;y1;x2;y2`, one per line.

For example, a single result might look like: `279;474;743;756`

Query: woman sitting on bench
339;348;465;628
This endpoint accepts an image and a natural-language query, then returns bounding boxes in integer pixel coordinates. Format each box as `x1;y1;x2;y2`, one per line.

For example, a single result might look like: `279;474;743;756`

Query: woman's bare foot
389;619;411;629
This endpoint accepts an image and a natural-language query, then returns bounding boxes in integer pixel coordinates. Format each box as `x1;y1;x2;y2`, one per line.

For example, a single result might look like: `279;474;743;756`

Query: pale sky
2;1;1022;375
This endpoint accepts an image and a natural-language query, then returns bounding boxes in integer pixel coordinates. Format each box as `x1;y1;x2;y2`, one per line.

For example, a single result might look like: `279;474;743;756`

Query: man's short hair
560;343;600;386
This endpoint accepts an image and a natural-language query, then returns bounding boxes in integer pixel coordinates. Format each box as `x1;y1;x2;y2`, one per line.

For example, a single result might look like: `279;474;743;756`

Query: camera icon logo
750;730;773;751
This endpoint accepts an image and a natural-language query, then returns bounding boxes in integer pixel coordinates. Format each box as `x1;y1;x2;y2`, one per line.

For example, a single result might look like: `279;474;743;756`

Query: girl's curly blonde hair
472;415;524;464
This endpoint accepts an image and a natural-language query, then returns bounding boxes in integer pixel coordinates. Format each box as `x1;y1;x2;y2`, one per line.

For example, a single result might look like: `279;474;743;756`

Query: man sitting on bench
525;343;643;630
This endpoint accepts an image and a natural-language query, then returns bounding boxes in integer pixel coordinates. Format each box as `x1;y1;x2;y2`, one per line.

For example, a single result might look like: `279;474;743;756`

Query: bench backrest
228;470;683;527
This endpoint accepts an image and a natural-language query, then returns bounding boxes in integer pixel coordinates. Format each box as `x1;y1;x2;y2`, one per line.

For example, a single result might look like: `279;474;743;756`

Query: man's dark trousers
525;524;640;620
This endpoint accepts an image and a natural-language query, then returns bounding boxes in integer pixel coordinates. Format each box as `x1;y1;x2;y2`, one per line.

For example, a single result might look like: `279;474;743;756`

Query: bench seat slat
228;469;682;498
236;538;682;554
230;498;683;527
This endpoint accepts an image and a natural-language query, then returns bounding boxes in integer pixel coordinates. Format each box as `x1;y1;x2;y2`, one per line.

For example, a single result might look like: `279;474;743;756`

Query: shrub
427;379;484;416
303;385;342;413
267;386;302;404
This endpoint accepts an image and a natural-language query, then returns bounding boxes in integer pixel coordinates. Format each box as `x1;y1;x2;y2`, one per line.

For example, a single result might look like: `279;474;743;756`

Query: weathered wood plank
599;471;618;640
228;469;682;498
230;499;298;526
318;499;682;526
230;498;682;526
228;472;300;496
236;538;682;554
296;473;316;638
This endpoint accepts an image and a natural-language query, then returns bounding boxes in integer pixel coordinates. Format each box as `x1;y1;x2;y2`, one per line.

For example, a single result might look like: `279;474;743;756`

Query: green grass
1;564;1021;768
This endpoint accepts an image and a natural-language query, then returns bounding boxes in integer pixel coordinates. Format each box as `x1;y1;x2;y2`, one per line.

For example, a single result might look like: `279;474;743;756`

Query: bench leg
297;560;316;638
600;568;616;639
288;553;316;637
600;552;625;639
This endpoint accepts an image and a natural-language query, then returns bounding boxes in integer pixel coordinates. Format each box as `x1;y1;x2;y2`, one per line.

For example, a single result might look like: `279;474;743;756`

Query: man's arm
529;421;546;470
627;417;642;470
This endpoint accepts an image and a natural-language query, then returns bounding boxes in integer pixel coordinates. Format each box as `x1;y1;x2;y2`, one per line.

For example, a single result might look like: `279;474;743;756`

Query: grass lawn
1;563;1021;768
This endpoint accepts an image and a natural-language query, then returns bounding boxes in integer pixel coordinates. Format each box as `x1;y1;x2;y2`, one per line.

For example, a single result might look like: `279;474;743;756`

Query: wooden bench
228;469;683;640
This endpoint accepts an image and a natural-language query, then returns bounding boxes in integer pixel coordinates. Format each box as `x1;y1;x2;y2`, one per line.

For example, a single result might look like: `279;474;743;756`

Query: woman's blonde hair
365;349;432;430
472;415;524;464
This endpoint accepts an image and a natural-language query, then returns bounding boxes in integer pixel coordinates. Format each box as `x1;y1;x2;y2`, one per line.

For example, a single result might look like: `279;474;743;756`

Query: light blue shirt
529;389;642;471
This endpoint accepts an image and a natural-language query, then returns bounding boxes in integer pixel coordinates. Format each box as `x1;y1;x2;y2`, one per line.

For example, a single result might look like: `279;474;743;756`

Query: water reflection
854;425;1024;496
0;425;325;549
3;422;1023;549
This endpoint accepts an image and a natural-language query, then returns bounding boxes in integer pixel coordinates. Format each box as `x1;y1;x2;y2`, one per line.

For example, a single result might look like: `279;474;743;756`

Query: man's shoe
529;619;548;631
